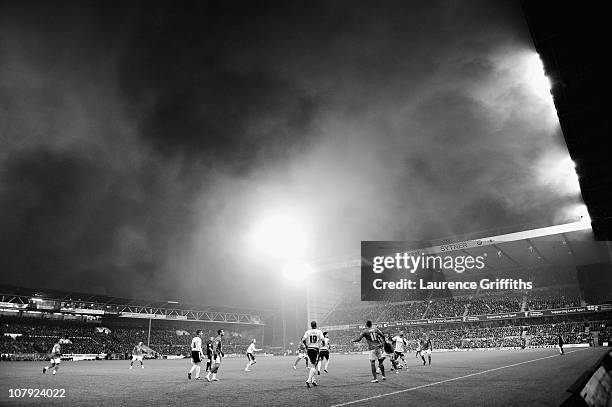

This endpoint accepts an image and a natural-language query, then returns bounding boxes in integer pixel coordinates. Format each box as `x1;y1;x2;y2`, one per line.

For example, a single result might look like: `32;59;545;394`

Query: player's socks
195;365;201;378
428;356;431;365
306;381;311;388
379;363;385;378
212;373;218;381
309;367;317;383
370;363;377;380
421;356;426;365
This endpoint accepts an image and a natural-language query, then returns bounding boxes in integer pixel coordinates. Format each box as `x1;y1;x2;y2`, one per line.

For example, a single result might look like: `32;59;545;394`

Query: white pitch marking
330;349;588;407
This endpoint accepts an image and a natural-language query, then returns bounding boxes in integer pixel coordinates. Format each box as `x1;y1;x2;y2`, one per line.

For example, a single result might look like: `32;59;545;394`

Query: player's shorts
306;348;319;365
369;348;384;361
191;350;202;363
394;351;405;359
247;353;256;362
423;349;432;355
51;356;61;364
298;352;307;359
319;350;330;360
213;354;222;365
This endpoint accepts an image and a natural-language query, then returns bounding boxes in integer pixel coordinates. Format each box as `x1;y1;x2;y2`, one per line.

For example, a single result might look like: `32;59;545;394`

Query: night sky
0;0;583;309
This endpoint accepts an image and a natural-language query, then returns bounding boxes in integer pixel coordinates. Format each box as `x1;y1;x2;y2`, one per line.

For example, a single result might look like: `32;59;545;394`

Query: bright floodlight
552;156;581;195
250;215;306;259
282;259;315;282
526;53;553;102
537;154;580;196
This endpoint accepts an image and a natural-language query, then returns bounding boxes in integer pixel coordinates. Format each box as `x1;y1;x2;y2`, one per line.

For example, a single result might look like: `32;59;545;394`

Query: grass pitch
0;348;607;406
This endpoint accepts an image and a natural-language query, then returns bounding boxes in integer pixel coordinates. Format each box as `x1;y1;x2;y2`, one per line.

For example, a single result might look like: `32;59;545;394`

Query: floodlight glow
250;215;307;259
526;53;553;101
552;156;581;195
282;259;315;282
537;154;580;196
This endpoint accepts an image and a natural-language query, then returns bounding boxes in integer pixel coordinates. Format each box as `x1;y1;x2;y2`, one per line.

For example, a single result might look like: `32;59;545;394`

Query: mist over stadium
0;0;585;307
1;1;611;406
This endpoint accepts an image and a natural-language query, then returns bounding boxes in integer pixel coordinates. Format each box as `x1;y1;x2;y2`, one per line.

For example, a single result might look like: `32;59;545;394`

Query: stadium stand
325;319;606;353
323;286;592;326
0;316;258;360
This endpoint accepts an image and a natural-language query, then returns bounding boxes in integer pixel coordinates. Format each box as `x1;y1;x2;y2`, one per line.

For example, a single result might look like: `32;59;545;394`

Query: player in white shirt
302;321;324;388
187;330;204;380
293;342;309;369
392;332;409;371
244;339;262;372
42;338;64;375
130;341;145;369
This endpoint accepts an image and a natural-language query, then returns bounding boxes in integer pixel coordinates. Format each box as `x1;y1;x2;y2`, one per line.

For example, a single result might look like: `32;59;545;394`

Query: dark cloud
0;0;582;308
117;1;322;167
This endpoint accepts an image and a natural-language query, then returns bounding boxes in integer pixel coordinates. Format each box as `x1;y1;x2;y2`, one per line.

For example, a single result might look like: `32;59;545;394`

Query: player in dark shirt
384;334;398;372
558;334;564;355
205;337;214;372
206;329;224;381
353;321;387;383
420;335;432;366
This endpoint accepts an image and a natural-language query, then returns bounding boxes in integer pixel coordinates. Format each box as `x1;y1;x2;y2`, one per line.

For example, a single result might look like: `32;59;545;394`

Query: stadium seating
323;286;586;326
0;317;256;359
325;321;600;352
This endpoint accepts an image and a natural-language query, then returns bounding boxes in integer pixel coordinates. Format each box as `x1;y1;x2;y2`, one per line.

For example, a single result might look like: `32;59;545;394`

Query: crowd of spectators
425;298;468;318
323;304;387;326
0;318;256;358
382;302;428;322
526;287;581;310
525;322;591;346
466;292;524;315
323;287;588;326
323;321;601;352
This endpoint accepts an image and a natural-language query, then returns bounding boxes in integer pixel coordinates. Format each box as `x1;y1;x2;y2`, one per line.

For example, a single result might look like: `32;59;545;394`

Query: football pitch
0;348;607;406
